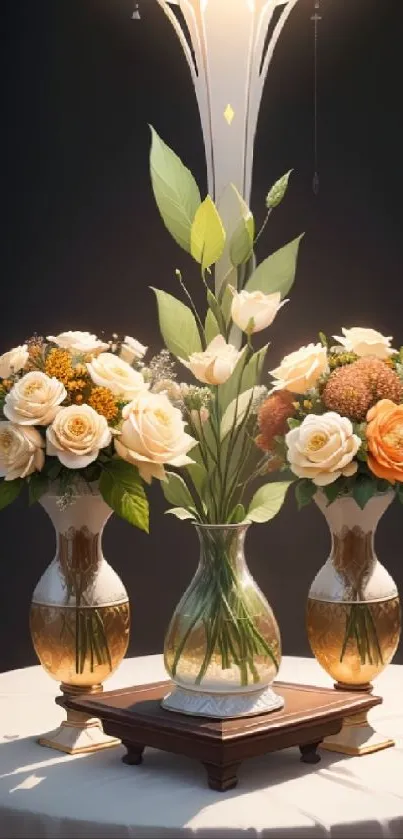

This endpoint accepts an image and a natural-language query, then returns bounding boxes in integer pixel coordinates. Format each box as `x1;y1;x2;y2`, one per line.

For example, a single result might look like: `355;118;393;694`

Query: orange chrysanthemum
322;357;403;422
45;348;74;386
256;390;295;452
366;399;403;482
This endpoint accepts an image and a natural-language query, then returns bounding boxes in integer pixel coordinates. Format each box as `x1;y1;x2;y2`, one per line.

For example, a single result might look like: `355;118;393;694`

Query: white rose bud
286;412;361;486
87;352;149;399
230;288;287;334
270;342;329;394
181;336;242;386
0;344;29;379
4;371;66;426
120;336;148;364
115;391;197;483
46;404;112;469
0;422;45;481
333;327;395;360
47;331;109;356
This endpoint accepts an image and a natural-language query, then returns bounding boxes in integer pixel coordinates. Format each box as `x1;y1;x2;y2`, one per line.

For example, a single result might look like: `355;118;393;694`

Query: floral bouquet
0;330;195;531
148;127;303;686
257;326;403;672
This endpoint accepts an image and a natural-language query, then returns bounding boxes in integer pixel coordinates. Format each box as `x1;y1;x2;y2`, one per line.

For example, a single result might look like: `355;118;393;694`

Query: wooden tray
63;681;380;790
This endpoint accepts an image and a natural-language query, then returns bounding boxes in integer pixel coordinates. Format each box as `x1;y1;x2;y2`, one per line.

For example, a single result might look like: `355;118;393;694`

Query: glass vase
162;523;283;718
30;481;130;753
306;491;400;691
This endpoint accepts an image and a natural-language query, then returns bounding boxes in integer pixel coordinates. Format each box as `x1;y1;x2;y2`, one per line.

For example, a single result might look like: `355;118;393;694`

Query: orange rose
366;399;403;482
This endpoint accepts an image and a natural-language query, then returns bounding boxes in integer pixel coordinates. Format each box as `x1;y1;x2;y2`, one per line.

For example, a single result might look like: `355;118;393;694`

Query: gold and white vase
306;491;401;755
162;522;283;718
30;481;130;754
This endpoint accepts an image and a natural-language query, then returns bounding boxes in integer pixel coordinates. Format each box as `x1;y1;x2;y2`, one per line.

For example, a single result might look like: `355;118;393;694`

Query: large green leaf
99;461;149;533
28;472;49;506
229;187;255;267
190;196;226;270
0;478;23;511
220;388;254;440
149;126;201;252
162;471;195;509
247;480;293;524
245;235;304;299
205;309;220;344
153;288;202;360
165;507;196;521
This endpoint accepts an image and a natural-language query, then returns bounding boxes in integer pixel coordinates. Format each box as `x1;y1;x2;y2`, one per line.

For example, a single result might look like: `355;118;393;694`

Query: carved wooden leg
299;742;321;764
122;741;145;765
202;761;240;791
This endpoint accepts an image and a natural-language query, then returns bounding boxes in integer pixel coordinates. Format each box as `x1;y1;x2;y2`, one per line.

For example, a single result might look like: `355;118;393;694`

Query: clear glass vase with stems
163;521;283;718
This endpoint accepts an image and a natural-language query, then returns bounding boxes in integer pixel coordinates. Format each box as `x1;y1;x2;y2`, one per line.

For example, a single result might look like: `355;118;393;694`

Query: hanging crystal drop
132;4;141;20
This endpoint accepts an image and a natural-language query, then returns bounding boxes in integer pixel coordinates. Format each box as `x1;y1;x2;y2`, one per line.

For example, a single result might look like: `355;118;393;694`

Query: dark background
1;0;403;673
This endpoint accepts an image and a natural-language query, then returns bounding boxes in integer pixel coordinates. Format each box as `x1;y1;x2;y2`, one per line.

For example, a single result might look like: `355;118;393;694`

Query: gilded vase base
39;710;120;755
321;710;394;756
162;685;284;718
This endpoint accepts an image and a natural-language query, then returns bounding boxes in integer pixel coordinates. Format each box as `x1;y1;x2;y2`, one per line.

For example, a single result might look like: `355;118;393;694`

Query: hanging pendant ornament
311;0;321;195
132;3;141;20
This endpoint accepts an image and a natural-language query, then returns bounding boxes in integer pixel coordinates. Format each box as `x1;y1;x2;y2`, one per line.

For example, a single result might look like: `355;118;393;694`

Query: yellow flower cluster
45;349;74;386
88;386;119;421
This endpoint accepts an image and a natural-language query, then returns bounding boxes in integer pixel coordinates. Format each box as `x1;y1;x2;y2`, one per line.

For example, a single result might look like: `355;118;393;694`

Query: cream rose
0;344;29;379
46;404;112;469
0;422;45;481
270;342;328;394
115;391;197;483
87;352;149;399
119;336;148;364
4;371;66;426
333;327;395;359
286;412;361;486
47;331;109;355
181;336;242;385
230;288;287;333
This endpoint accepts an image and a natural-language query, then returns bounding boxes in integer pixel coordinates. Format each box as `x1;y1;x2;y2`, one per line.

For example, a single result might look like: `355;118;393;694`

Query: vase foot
161;685;284;718
38;709;120;755
321;710;394;756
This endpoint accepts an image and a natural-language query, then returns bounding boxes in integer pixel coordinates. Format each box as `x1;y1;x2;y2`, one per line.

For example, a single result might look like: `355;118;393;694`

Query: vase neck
194;523;249;574
315;492;394;598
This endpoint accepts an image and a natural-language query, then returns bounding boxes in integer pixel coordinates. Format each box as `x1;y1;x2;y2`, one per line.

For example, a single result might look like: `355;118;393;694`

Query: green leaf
190;196;226;270
287;417;301;430
152;288;202;360
352;476;376;510
28;472;49;506
245;234;304;299
186;462;207;496
165;507;196;521
323;479;345;505
44;459;62;480
295;479;316;510
161;471;195;509
241;345;269;392
217;348;248;413
266;169;293;209
205;309;220;343
0;478;23;511
246;480;293;524
221;388;254;439
229;503;246;524
229;186;255;267
206;288;226;335
99;461;149;532
149;126;201;252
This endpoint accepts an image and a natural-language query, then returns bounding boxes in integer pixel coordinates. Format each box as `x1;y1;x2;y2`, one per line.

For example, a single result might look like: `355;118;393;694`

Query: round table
1;655;403;839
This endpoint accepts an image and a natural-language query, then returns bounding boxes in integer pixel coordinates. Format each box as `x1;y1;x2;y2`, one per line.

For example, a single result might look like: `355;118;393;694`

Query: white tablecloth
1;655;403;839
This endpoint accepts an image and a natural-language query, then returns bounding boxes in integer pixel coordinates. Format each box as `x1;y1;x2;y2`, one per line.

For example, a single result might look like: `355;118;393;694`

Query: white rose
270;342;329;394
87;352;149;399
4;371;66;426
0;344;29;379
46;404;112;469
119;336;148;364
230;288;287;333
47;331;109;355
115;391;197;483
333;327;395;359
0;422;45;481
286;412;361;486
181;336;242;385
